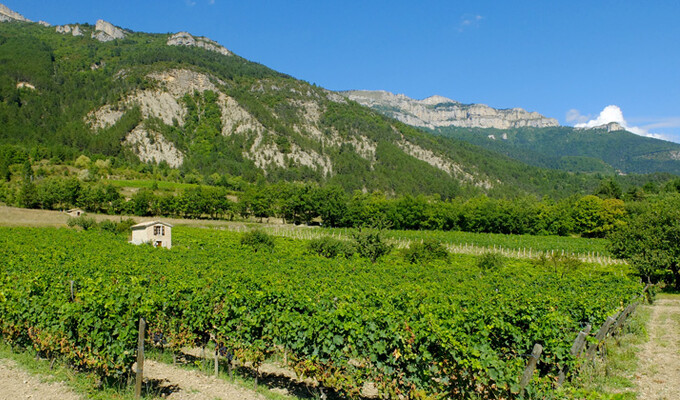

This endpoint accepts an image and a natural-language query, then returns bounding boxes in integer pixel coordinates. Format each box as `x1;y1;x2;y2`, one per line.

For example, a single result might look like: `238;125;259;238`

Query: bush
403;239;449;264
476;252;505;272
352;230;392;262
99;219;117;232
67;215;96;231
308;236;356;258
115;218;137;234
533;253;582;278
240;229;275;252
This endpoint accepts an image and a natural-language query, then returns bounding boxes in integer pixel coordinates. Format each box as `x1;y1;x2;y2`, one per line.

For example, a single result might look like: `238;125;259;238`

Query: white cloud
565;109;589;124
185;0;196;6
573;105;668;140
209;0;215;4
458;14;483;32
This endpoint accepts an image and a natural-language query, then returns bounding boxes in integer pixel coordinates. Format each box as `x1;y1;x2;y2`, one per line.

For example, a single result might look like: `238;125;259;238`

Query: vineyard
0;226;642;398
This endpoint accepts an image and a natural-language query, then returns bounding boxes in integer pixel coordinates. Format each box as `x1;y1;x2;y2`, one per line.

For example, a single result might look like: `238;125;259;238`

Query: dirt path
634;296;680;399
0;358;81;400
143;360;270;400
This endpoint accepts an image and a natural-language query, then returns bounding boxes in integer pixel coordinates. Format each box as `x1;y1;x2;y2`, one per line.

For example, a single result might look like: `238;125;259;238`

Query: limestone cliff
341;90;558;130
92;20;126;42
0;3;30;22
167;32;232;56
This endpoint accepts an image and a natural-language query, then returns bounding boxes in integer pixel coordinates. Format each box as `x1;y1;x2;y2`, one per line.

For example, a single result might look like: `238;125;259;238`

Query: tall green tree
609;196;680;289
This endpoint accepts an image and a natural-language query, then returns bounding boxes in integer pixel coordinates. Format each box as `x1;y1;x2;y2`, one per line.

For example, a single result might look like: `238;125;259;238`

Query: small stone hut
66;208;85;217
130;221;173;249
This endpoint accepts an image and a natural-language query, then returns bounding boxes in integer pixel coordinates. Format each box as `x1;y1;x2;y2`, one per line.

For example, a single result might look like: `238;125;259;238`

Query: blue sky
7;0;680;141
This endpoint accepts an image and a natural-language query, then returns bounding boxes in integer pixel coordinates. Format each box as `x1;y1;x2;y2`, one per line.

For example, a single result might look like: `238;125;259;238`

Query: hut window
154;226;165;236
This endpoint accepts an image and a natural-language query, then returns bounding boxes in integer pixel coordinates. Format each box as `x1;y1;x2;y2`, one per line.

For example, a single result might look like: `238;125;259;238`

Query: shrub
403;239;449;264
67;215;96;231
476;252;505;272
99;219;117;232
352;230;392;262
308;236;356;258
533;253;583;278
240;229;275;252
115;218;137;234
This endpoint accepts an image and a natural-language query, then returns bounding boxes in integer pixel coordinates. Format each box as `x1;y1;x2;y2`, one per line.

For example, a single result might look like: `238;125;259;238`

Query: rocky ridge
167;32;232;56
92;19;126;42
575;121;625;133
56;24;83;37
0;3;29;22
341;90;559;130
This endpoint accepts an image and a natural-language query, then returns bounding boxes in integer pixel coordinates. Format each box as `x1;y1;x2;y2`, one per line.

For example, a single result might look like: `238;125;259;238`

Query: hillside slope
0;8;659;198
343;90;680;175
434;126;680;175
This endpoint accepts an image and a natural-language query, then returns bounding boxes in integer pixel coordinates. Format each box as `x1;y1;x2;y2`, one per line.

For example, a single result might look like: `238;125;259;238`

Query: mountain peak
420;95;458;105
0;3;31;23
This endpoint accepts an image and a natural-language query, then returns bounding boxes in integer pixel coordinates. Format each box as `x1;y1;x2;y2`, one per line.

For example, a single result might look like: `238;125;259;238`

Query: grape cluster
152;332;167;346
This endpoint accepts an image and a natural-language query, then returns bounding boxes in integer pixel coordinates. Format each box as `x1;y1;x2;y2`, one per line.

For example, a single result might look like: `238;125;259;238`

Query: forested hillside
1;18;673;200
432;126;680;175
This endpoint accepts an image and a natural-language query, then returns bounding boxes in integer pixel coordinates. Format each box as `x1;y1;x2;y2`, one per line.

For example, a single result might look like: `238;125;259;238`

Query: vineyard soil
142;359;269;400
0;358;81;400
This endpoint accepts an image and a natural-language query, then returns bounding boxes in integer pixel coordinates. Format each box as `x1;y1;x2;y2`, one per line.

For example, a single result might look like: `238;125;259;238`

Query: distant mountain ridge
341;90;559;130
340;90;680;176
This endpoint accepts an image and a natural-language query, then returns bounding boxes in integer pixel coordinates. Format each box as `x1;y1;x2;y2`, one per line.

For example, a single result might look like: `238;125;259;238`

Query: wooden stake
519;343;543;395
557;324;591;386
586;317;615;360
214;348;219;377
134;317;146;398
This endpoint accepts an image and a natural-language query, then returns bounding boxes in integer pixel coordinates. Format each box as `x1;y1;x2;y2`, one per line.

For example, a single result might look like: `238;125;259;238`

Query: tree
609;196;680;289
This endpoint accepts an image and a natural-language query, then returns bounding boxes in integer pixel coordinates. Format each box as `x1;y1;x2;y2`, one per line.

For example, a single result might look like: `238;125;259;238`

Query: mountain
342;91;680;176
433;126;680;175
341;90;559;130
0;5;667;199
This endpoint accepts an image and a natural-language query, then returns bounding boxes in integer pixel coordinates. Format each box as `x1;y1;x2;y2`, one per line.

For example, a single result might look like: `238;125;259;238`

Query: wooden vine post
557;324;592;386
135;317;146;398
586;317;615;360
214;347;219;377
519;343;543;395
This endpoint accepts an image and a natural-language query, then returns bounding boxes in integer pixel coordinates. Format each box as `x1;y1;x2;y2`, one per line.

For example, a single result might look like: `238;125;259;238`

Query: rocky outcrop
91;20;126;42
167;32;231;56
38;20;51;27
0;4;30;22
341;90;559;130
16;82;36;90
124;125;184;168
576;121;625;133
56;24;83;36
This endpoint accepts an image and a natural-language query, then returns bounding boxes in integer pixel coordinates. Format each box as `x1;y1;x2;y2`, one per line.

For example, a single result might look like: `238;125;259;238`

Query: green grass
561;302;651;399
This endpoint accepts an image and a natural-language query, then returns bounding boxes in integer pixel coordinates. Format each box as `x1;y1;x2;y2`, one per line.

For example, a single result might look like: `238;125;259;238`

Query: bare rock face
56;24;83;36
124;125;184;168
167;32;231;56
0;4;30;22
575;121;625;133
341;90;559;130
92;19;126;42
38;20;51;27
